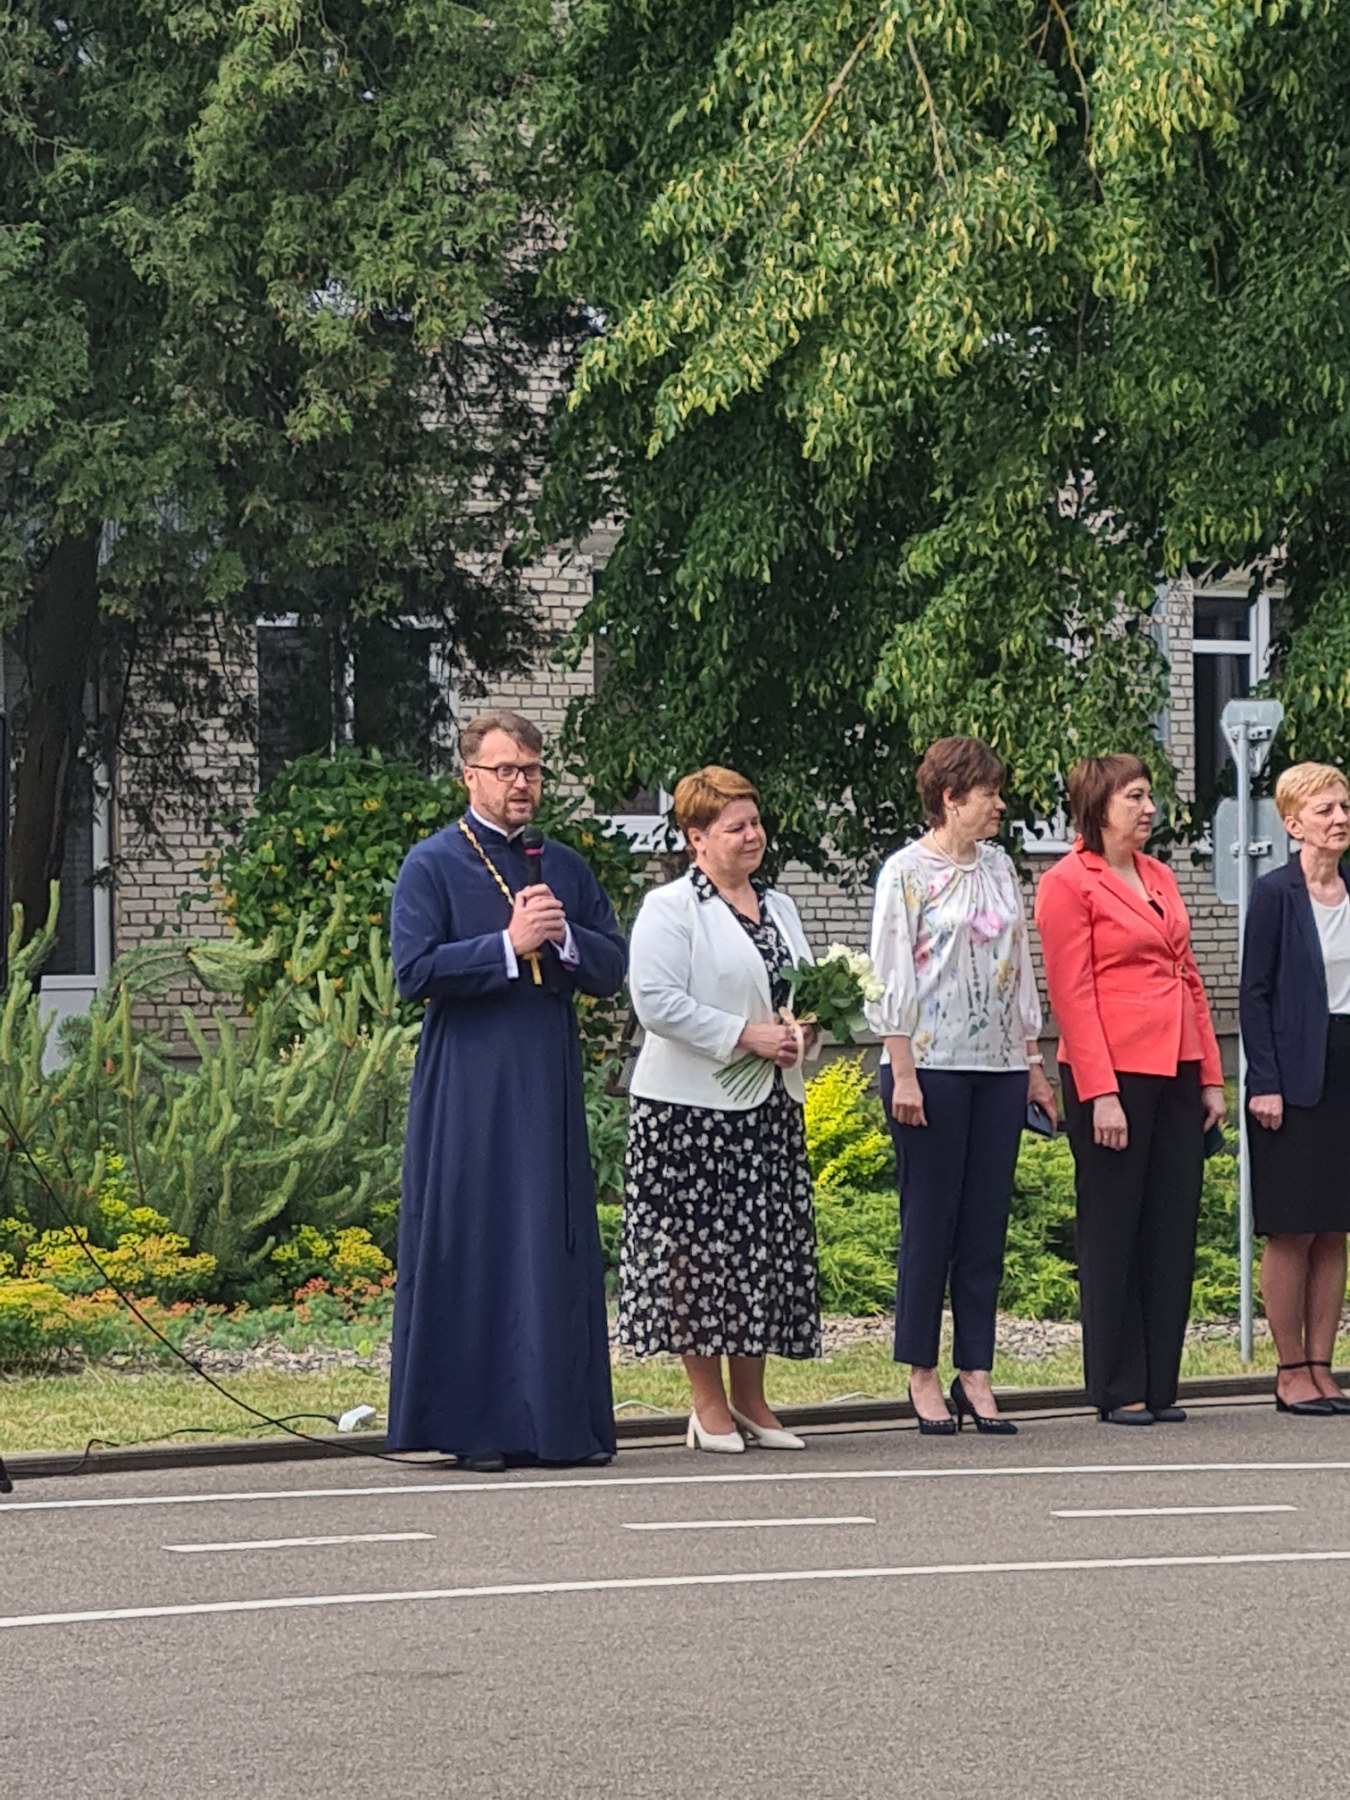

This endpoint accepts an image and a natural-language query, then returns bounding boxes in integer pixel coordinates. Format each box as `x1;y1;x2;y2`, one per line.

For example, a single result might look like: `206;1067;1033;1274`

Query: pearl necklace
927;831;979;871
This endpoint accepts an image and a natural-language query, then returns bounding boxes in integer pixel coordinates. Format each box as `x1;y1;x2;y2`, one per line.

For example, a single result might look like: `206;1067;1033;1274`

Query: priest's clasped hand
509;884;568;954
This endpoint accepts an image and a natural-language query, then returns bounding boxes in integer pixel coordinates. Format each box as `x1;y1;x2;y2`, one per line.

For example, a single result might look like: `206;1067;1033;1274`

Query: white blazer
628;872;815;1109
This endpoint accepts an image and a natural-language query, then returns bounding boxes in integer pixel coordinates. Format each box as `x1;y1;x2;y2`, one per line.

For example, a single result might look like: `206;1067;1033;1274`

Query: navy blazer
1239;854;1350;1106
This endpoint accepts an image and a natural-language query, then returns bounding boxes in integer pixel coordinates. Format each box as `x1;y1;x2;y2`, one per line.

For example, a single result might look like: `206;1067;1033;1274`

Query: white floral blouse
864;840;1043;1071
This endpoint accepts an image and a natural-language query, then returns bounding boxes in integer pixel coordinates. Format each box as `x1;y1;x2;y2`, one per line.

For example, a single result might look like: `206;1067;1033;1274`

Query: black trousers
881;1066;1027;1370
1061;1063;1203;1413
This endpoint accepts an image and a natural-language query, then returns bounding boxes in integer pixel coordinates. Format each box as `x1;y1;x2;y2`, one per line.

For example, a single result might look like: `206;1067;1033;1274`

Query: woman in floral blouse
866;736;1054;1436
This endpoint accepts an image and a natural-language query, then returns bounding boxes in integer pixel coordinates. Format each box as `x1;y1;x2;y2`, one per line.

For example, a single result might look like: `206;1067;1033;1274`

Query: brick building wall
106;558;1248;1064
111;637;255;1036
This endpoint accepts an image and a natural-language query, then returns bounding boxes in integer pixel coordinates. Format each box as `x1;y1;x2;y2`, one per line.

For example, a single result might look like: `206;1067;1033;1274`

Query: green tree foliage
544;2;1350;862
0;1;554;937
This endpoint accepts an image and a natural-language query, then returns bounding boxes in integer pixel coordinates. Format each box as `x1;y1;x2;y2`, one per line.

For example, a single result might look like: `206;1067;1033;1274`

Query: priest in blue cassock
387;709;628;1471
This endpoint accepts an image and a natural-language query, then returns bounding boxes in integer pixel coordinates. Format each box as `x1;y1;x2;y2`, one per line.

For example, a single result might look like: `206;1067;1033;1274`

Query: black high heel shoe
908;1383;956;1436
950;1374;1017;1435
1274;1361;1336;1416
1305;1362;1350;1414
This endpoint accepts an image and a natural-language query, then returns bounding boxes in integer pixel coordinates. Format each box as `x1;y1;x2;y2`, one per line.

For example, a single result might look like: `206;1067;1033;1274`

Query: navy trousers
881;1066;1027;1370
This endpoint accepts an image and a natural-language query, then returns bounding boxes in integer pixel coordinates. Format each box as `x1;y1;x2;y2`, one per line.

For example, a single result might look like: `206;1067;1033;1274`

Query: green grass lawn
2;1331;1337;1455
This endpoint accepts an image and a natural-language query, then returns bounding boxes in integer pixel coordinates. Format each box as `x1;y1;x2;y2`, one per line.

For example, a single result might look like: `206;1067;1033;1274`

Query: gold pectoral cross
524;950;543;986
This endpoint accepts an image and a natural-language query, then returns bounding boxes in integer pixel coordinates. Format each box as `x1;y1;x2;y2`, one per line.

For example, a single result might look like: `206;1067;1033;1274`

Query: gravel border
13;1305;1294;1380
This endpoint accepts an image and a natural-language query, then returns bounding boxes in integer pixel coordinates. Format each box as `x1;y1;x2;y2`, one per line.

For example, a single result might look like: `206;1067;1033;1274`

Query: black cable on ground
0;1097;460;1478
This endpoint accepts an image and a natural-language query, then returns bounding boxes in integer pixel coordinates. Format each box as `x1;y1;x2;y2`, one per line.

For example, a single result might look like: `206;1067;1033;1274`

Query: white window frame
1015;583;1274;857
1191;585;1273;816
1013;813;1073;857
603;789;677;855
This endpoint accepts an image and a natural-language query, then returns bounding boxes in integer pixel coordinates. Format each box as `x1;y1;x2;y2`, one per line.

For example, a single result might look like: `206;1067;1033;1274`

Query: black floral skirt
617;1083;820;1359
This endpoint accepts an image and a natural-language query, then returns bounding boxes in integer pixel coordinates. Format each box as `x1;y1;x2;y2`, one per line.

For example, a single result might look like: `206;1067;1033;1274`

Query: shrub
22;1227;218;1305
206;747;646;1005
0;904;416;1302
0;1280;133;1368
1002;1136;1080;1320
585;1064;629;1211
804;1056;893;1195
205;748;453;999
271;1225;393;1291
595;1202;622;1296
815;1187;898;1313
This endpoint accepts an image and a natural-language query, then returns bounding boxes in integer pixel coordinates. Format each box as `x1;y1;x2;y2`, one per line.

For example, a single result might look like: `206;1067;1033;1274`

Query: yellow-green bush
22;1228;218;1304
271;1225;392;1292
804;1056;893;1193
0;1280;130;1367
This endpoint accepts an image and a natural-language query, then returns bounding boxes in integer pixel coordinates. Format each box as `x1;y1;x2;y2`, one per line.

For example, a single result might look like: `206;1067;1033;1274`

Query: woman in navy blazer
1240;762;1350;1416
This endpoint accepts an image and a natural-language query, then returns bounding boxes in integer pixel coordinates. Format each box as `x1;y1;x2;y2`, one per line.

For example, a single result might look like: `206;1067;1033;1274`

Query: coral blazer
1034;842;1223;1102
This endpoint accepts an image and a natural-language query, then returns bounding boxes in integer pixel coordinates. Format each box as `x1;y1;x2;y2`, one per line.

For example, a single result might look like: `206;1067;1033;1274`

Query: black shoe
453;1452;507;1473
950;1374;1018;1435
1152;1407;1187;1423
1276;1362;1337;1416
908;1382;956;1436
1307;1362;1350;1413
1098;1406;1155;1426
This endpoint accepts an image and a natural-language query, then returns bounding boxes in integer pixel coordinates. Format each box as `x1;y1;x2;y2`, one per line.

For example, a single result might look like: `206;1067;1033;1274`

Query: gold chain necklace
457;818;543;985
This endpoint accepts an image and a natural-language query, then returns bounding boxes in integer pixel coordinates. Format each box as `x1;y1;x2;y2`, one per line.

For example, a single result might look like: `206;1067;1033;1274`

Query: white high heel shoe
728;1405;806;1451
686;1409;745;1454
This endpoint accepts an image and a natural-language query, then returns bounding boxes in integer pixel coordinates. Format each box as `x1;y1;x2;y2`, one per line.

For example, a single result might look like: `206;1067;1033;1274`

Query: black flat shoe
950;1374;1018;1435
453;1452;507;1473
1098;1406;1155;1426
1152;1407;1187;1423
1308;1362;1350;1413
908;1383;956;1436
1275;1362;1337;1416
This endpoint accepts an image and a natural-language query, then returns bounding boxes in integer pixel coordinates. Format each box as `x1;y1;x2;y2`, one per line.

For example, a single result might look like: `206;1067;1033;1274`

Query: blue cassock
386;817;627;1462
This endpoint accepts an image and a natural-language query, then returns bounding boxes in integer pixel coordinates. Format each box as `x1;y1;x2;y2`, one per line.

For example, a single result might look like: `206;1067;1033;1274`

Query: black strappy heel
1274;1361;1336;1416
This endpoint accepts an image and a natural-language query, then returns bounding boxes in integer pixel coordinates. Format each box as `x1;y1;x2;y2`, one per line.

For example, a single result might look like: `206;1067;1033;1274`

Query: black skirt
1250;1013;1350;1234
617;1083;820;1360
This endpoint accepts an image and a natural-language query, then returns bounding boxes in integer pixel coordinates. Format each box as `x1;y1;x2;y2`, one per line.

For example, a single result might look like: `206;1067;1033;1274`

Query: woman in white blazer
618;766;821;1453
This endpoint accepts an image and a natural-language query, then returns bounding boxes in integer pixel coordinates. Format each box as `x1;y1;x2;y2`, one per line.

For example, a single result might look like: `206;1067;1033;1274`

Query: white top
627;872;816;1110
864;839;1042;1071
1312;892;1350;1015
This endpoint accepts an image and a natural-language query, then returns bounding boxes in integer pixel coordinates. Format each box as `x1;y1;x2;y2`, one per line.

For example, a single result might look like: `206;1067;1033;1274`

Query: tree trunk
9;531;102;950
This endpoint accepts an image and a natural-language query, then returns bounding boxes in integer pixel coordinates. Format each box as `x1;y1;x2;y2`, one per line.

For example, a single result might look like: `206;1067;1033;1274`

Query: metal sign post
1216;697;1285;1362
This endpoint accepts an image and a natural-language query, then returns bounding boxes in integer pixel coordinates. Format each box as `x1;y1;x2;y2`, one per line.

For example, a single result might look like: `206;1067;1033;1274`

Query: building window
256;620;447;788
591;627;672;850
2;633;110;981
1191;591;1271;801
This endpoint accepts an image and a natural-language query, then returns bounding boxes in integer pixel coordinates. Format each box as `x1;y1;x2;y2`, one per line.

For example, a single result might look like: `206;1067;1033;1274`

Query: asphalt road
3;1399;1350;1799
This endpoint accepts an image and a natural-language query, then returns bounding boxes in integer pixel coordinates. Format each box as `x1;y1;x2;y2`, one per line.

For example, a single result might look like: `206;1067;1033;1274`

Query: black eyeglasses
467;762;545;785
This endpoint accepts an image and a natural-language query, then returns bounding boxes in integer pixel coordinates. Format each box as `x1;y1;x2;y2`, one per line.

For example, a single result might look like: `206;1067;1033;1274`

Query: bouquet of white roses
717;944;884;1101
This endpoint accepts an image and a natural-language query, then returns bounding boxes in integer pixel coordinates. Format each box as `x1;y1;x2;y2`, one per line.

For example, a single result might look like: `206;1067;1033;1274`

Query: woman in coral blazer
1035;755;1225;1425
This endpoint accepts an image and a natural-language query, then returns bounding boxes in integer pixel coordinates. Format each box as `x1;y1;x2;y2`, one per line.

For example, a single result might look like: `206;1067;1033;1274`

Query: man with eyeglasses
387;709;628;1470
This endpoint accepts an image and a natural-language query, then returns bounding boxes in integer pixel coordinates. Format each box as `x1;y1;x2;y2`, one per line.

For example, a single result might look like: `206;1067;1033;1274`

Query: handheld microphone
521;825;545;878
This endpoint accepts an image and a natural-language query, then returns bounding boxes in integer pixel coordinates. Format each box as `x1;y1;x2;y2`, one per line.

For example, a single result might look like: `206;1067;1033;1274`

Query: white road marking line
6;1460;1350;1516
1052;1504;1297;1519
5;1547;1350;1633
163;1532;435;1554
623;1516;874;1533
